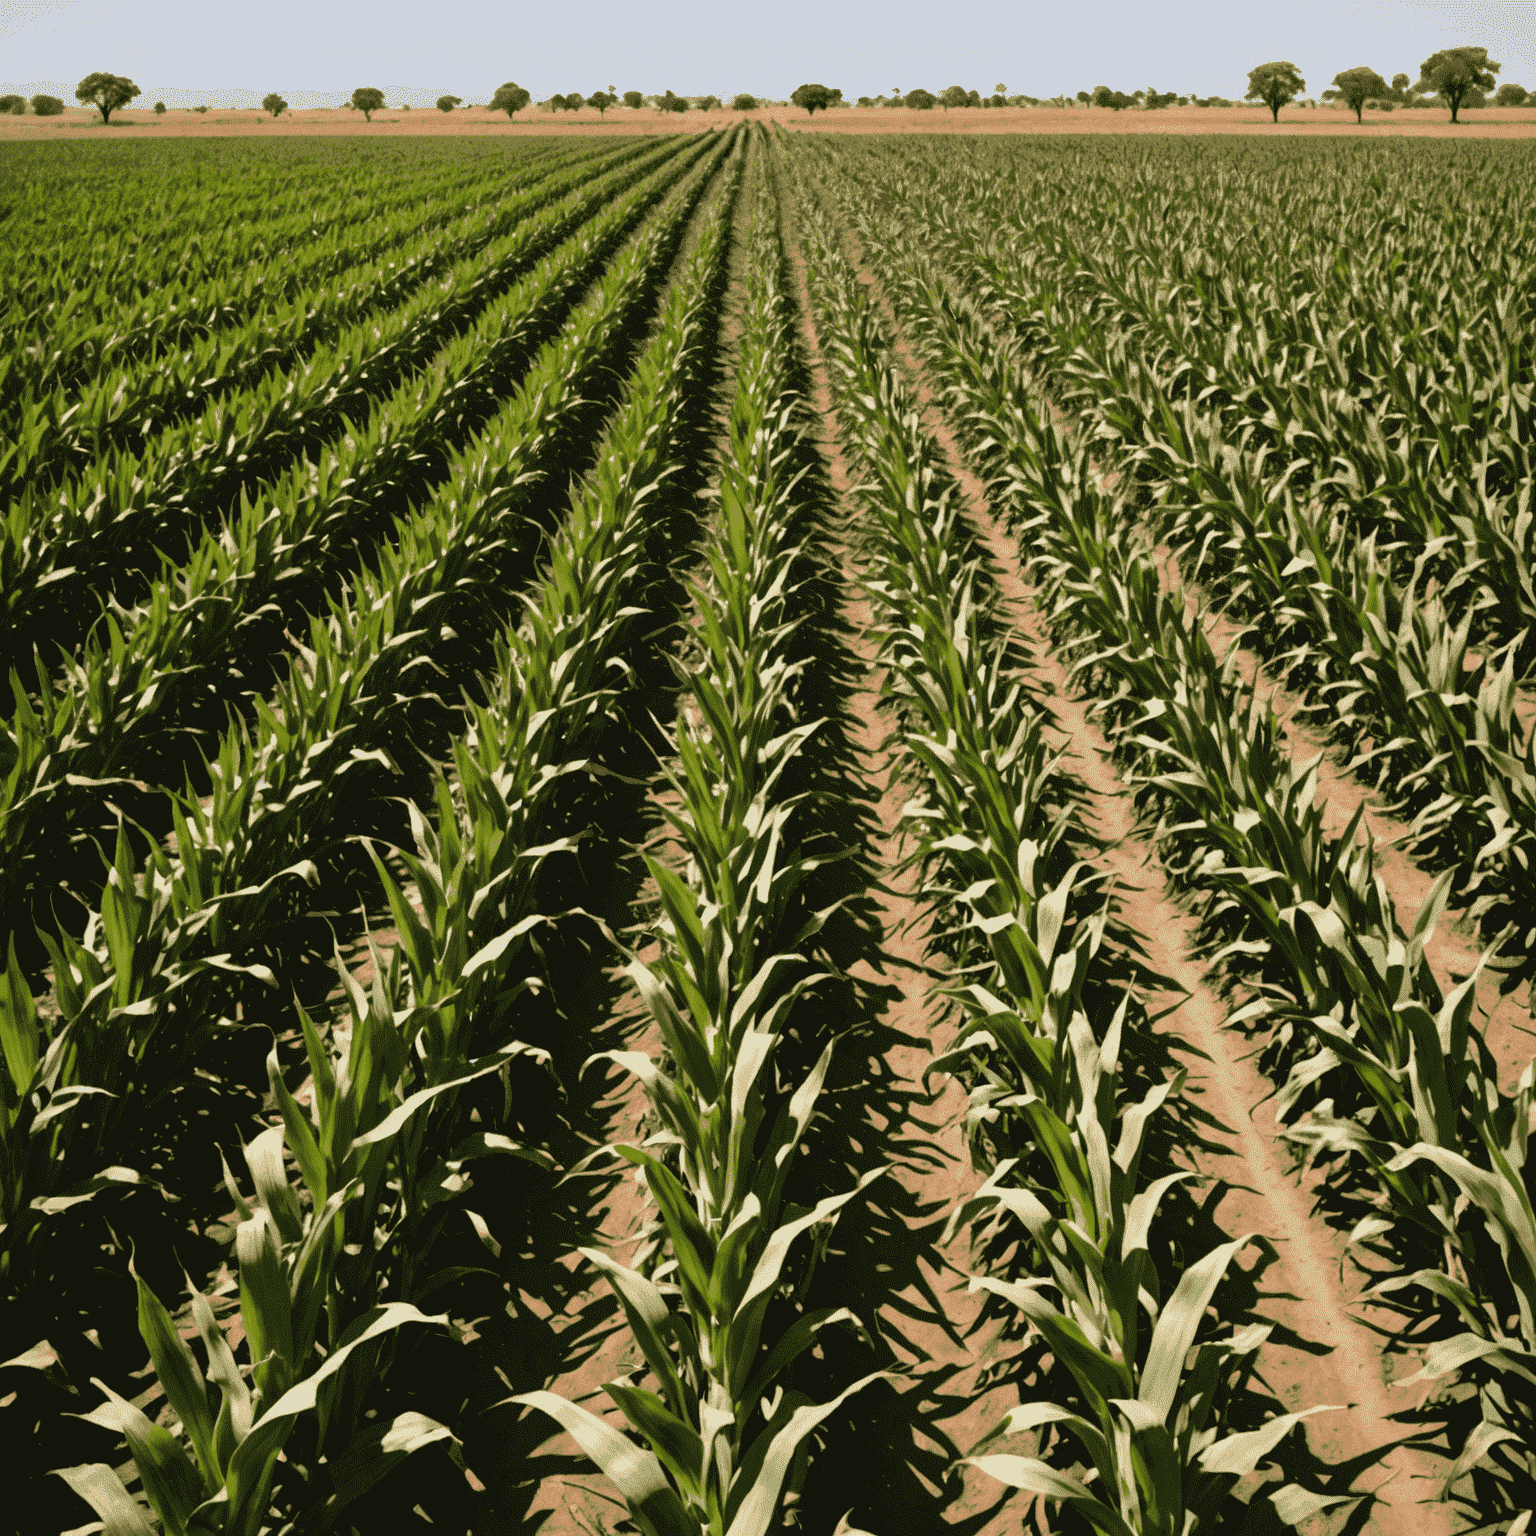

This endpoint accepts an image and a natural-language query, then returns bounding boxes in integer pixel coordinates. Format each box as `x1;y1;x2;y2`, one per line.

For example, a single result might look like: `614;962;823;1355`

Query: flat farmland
2;123;1536;1536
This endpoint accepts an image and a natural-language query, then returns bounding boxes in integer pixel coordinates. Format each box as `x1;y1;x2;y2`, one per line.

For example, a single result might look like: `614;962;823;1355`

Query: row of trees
20;55;1520;128
1248;48;1508;123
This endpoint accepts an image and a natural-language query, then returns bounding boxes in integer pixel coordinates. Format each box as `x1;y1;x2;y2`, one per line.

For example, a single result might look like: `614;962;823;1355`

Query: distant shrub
623;89;643;109
0;94;25;114
153;100;166;114
31;94;65;116
437;95;461;112
1495;83;1528;106
732;93;757;110
904;88;936;109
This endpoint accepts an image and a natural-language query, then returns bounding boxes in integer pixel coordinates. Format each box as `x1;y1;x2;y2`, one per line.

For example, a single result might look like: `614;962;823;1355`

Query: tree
1496;82;1528;106
1417;47;1500;123
262;92;288;118
731;93;757;110
0;95;24;114
790;83;839;115
350;86;385;121
1331;66;1388;123
1091;85;1133;110
699;94;721;110
995;83;1007;95
436;95;461;112
623;89;644;109
490;81;530;120
31;93;64;116
940;85;968;110
904;88;936;110
1245;60;1305;122
75;72;140;123
153;100;166;114
1391;72;1411;97
658;90;688;114
587;90;616;117
1076;90;1090;104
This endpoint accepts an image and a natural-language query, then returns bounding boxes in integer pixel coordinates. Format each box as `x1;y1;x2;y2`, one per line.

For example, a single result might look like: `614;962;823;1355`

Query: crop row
814;153;1536;1525
788;150;1338;1536
0;131;715;968
0;134;701;677
0;138;575;407
2;138;638;499
0;128;736;1320
517;155;899;1536
823;139;1536;988
14;128;748;1536
900;137;1536;656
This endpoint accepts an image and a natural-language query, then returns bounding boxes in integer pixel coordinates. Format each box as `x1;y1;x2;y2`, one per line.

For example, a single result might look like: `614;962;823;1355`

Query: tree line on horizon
2;52;1520;127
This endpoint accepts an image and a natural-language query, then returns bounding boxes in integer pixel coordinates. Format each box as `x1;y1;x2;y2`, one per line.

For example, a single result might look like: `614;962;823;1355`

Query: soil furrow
814;187;1455;1533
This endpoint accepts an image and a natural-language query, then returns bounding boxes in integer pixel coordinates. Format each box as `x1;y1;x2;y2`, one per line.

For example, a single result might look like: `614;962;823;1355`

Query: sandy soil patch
5;103;1533;142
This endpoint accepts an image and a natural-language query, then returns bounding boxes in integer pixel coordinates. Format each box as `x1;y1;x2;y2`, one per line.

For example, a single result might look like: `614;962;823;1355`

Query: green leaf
964;1456;1134;1536
724;1373;886;1536
78;1378;205;1536
53;1463;157;1535
1198;1405;1340;1475
0;935;39;1095
509;1390;697;1536
132;1264;218;1493
322;1410;456;1510
1139;1236;1255;1422
605;1382;706;1498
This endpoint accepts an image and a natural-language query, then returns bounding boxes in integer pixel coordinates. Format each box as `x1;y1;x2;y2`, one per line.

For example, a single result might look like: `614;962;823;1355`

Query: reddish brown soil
8;103;1532;142
819;201;1457;1531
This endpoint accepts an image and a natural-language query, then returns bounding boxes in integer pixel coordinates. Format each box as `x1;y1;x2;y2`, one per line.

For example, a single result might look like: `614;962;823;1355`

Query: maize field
2;120;1536;1536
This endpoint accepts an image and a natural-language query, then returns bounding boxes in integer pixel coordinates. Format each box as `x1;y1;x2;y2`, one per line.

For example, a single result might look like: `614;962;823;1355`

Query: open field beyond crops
3;101;1536;138
3;122;1536;1536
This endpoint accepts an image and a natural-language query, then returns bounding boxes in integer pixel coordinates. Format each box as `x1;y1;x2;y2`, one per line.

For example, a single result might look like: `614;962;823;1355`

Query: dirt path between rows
807;181;1456;1534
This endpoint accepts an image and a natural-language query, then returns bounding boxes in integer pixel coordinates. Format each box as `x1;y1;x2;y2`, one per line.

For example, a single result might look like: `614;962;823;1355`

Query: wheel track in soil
804;175;1457;1535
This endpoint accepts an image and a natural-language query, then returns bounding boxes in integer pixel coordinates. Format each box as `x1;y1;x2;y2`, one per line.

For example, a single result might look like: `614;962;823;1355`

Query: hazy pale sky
2;0;1533;101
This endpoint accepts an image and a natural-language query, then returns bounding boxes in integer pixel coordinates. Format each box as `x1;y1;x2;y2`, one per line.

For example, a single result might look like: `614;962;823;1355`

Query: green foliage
1244;60;1305;121
1497;82;1529;106
261;92;287;118
658;89;688;114
153;100;165;114
699;93;721;110
1091;85;1134;110
1417;46;1500;122
731;93;756;110
349;86;385;121
75;72;140;123
29;93;63;116
904;88;936;110
1332;66;1389;123
436;94;460;111
0;94;25;114
587;90;616;115
790;82;839;115
941;85;969;109
623;88;643;108
490;80;530;119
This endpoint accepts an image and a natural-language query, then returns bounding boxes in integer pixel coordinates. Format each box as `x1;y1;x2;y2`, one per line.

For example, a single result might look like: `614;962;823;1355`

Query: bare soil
6;103;1533;142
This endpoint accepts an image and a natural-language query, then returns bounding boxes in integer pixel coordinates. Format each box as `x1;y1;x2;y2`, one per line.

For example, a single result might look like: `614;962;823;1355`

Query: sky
2;0;1534;105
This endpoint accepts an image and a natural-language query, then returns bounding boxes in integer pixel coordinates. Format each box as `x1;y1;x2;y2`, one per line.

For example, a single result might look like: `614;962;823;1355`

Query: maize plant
817;164;1536;1521
0;133;712;965
0;132;738;1307
0;135;709;677
516;156;886;1536
786;149;1342;1533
